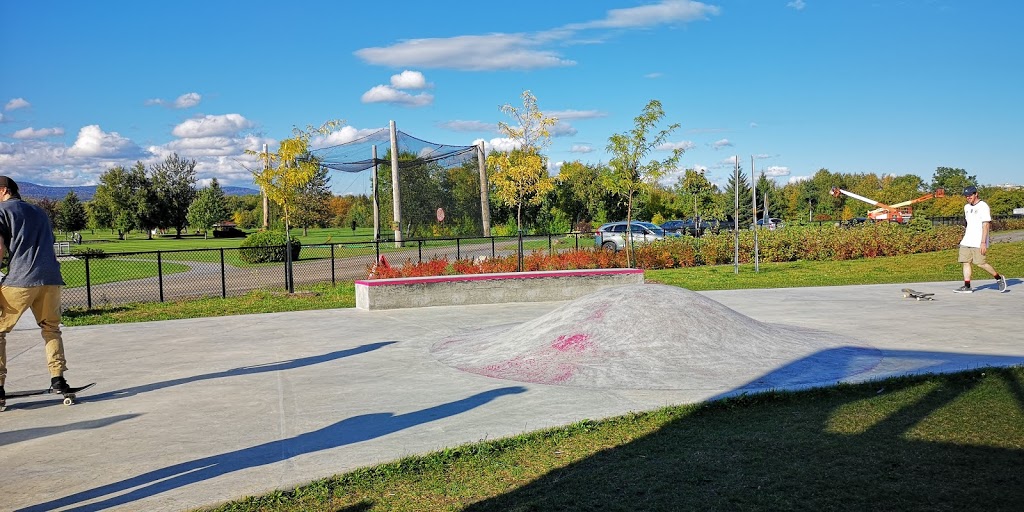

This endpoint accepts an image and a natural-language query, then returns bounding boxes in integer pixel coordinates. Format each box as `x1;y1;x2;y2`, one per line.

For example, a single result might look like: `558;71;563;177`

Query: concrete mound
431;284;880;390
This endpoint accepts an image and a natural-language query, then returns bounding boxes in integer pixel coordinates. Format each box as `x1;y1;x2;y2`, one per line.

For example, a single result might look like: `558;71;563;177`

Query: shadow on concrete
85;341;397;404
0;414;142;447
463;349;1024;511
19;386;527;512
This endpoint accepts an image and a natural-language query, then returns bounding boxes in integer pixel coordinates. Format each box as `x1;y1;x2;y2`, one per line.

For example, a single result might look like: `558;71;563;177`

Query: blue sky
2;0;1021;196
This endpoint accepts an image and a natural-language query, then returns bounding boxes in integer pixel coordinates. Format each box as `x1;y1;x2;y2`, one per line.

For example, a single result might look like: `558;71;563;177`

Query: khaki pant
0;285;66;386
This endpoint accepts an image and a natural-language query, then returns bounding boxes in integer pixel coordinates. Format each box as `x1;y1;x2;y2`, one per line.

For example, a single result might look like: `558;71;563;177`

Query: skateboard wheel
63;397;74;406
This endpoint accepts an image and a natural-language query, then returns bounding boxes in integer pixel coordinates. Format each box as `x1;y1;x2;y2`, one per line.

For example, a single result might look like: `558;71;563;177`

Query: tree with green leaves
92;162;149;239
930;167;976;195
55;191;88;234
291;165;333;235
245;120;342;232
487;90;558;233
187;178;229;239
604;99;683;264
677;168;715;221
721;165;753;227
150;153;198;238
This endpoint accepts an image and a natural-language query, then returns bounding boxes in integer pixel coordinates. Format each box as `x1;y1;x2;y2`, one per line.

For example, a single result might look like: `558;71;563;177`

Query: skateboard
902;288;935;301
0;383;96;411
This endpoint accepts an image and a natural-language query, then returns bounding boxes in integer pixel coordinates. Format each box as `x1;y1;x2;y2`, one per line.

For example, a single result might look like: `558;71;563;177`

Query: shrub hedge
238;231;301;264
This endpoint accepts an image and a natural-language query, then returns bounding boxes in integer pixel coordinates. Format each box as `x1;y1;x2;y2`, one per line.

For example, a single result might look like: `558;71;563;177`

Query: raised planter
355;268;644;310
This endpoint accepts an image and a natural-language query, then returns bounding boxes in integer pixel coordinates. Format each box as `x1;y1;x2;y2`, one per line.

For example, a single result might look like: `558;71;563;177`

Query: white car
594;221;666;251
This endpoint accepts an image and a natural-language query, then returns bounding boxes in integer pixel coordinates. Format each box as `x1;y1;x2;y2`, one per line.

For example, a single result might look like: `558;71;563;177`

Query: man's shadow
19;386;527;512
84;341;396;403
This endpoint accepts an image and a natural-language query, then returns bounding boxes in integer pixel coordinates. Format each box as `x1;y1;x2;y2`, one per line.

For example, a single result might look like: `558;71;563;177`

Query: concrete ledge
355;268;644;310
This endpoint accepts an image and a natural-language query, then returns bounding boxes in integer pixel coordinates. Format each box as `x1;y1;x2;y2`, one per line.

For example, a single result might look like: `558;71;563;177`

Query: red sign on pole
436;207;445;223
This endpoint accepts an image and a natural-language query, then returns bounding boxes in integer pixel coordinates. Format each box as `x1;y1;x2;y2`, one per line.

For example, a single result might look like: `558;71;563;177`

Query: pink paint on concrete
551;333;592;352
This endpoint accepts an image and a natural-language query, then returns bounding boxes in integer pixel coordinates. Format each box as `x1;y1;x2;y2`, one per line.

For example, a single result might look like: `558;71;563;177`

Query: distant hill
17;181;260;201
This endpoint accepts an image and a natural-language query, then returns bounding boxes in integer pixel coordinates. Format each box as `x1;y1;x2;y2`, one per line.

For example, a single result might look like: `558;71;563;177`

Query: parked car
661;218;718;236
594;221;666;251
752;217;784;230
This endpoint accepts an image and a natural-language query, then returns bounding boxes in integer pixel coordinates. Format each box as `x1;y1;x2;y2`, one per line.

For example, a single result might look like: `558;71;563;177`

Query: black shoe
51;376;71;394
0;385;5;400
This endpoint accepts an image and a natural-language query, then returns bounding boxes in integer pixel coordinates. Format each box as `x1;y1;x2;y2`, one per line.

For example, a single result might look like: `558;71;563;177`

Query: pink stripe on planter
356;268;642;287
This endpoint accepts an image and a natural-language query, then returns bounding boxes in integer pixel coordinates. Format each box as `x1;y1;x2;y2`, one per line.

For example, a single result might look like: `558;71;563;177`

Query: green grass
205;368;1024;511
60;258;191;287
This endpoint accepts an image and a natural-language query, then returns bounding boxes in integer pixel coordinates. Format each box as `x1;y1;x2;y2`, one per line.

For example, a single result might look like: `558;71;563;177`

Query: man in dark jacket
0;176;76;400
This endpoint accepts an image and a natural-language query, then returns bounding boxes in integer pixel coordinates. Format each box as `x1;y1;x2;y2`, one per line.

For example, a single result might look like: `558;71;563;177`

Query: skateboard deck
902;288;935;301
0;382;96;411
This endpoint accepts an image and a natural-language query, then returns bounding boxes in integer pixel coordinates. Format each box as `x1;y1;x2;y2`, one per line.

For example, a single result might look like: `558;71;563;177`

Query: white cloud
0;113;5;122
788;175;810;184
763;165;790;177
5;98;30;111
550;121;578;137
356;34;575;71
439;120;496;132
486;137;520;153
145;98;164;106
570;144;594;153
174;92;202;109
313;125;383;147
546;109;607;120
570;0;721;29
361;85;434;107
172;114;254;138
711;138;733;150
12;127;64;139
750;121;759;128
644;72;663;79
657;140;696;151
390;70;430;89
67;125;145;158
0;141;13;154
787;0;807;11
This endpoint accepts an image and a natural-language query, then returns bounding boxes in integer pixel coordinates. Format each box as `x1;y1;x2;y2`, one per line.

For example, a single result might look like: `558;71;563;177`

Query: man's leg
0;286;32;387
963;261;973;282
30;285;67;378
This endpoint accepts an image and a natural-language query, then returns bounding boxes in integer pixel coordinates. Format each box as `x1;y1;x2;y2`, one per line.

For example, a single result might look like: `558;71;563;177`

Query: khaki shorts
958;246;987;265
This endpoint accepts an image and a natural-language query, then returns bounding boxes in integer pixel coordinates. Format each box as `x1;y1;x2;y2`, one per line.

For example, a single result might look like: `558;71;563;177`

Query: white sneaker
997;275;1007;293
954;285;973;294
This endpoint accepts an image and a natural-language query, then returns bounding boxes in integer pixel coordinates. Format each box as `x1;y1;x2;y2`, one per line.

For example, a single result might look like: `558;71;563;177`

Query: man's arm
981;221;990;254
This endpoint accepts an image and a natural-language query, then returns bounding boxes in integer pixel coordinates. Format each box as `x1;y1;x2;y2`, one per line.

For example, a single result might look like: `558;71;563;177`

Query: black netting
311;129;479;172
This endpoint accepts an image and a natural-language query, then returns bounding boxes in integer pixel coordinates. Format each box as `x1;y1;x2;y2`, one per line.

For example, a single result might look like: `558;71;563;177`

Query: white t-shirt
960;200;991;248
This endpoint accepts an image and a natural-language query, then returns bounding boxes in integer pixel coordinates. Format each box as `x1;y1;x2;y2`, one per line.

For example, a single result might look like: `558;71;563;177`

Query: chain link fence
59;233;590;310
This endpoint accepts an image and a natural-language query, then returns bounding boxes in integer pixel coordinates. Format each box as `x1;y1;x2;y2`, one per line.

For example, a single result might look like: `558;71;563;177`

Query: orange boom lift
829;187;945;223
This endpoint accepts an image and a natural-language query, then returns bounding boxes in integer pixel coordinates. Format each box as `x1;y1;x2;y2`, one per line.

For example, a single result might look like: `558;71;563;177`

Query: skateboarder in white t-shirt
954;185;1007;293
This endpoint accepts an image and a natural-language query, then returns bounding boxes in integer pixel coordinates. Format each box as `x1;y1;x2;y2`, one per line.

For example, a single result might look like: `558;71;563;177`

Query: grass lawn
205;368;1024;511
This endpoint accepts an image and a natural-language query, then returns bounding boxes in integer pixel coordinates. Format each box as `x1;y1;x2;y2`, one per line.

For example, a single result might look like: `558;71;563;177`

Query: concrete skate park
2;279;1022;511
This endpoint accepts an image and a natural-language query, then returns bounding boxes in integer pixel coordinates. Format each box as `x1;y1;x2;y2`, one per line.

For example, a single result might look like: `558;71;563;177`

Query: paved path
1;280;1021;511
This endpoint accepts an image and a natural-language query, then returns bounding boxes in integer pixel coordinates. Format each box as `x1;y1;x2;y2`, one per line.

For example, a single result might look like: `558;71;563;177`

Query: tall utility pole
751;155;759;273
389;120;402;247
477;141;491;237
371;144;380;240
261;144;270;230
733;157;739;274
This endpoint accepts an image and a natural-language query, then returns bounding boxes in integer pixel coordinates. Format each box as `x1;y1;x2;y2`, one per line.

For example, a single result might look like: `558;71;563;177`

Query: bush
71;247;106;259
238;231;301;264
213;226;247;239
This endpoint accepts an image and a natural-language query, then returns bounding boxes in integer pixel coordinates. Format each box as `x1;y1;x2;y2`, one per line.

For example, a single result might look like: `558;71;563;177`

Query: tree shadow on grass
19;386;527;512
465;350;1024;511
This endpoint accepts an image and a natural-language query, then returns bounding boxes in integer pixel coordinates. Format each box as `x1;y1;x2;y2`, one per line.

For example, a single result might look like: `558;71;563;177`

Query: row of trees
32;92;1022;242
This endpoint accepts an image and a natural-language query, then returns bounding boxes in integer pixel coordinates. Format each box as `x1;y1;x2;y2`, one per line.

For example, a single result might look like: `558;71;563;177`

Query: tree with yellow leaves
487;91;557;233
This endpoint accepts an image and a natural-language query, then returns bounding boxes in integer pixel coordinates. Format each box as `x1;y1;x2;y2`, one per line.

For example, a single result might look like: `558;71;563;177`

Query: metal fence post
330;244;336;286
491;237;495;258
85;256;92;309
456;238;461;260
220;248;227;298
157;251;164;302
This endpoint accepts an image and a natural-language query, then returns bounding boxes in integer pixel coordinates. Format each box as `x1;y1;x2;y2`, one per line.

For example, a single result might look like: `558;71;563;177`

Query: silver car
594;221;666;251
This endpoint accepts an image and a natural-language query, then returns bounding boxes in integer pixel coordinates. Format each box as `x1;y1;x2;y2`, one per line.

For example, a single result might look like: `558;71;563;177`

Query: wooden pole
477;141;491;237
389;120;402;247
372;144;380;240
733;157;739;274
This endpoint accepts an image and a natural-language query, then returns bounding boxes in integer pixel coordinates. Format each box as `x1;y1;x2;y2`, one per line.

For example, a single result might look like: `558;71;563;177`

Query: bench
355;268;644;310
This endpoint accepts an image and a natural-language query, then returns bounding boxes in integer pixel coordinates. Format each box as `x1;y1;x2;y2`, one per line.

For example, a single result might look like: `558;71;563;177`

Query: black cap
962;185;978;196
0;175;19;196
